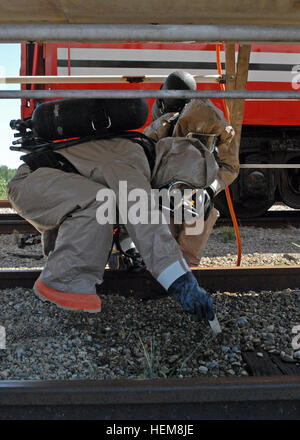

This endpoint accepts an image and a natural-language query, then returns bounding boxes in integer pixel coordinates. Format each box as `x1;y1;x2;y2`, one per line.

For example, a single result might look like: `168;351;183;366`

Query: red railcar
20;42;300;216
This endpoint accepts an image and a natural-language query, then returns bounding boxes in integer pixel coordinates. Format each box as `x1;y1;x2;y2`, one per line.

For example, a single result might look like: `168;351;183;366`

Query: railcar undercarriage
215;125;300;217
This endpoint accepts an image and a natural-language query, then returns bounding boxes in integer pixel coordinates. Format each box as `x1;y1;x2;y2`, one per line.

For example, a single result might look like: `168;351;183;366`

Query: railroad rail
1;266;299;295
0;200;11;208
0;211;299;234
0;213;37;234
217;210;300;228
0;376;299;420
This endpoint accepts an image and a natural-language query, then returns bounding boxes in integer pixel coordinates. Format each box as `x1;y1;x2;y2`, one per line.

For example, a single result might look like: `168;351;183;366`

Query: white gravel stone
0;208;16;214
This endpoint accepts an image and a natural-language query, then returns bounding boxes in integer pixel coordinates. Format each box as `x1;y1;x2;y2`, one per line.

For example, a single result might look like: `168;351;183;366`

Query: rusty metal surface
0;214;37;234
217;210;300;228
0;376;299;419
1;1;300;25
1;266;300;296
0;200;11;208
102;266;300;296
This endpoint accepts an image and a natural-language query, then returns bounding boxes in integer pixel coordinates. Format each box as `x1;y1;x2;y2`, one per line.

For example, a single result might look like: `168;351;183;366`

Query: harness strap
21;131;157;173
21;150;79;174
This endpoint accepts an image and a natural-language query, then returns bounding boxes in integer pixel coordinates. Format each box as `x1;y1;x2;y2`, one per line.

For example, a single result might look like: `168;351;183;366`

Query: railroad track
0;265;300;294
218;210;300;228
0;376;299;420
0;213;37;234
0;267;299;419
0;210;299;234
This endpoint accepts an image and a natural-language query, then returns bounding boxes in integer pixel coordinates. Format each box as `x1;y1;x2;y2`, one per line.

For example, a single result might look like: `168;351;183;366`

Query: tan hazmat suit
7;98;236;294
144;99;237;266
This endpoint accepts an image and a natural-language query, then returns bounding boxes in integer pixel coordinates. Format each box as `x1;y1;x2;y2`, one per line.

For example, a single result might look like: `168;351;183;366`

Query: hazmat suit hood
151;136;219;189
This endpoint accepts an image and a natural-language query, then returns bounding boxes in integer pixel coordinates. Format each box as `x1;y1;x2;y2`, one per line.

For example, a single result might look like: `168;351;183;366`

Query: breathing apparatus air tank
31;98;149;140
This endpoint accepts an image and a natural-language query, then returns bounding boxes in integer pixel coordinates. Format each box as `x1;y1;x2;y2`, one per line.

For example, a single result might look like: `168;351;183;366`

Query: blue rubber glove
168;272;215;321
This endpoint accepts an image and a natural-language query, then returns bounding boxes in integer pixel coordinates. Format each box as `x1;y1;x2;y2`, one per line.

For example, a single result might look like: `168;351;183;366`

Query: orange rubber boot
33;277;102;313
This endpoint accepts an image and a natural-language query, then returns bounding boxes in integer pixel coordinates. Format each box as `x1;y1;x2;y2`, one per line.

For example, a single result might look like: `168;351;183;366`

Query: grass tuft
219;226;236;243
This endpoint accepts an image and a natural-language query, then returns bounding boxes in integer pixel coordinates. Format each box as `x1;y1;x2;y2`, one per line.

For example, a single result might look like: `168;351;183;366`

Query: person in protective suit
145;89;239;266
111;71;239;269
107;71;238;270
6;72;236;325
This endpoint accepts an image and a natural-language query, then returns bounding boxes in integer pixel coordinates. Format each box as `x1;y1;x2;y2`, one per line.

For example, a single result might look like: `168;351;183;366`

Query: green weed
219;226;236;243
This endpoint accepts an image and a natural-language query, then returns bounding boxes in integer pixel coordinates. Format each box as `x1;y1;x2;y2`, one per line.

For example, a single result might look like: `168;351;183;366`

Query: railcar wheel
278;157;300;209
214;190;274;218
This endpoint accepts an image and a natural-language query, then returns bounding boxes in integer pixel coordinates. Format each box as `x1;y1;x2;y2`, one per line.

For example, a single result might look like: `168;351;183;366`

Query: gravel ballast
1;223;300;268
0;286;299;380
0;232;46;269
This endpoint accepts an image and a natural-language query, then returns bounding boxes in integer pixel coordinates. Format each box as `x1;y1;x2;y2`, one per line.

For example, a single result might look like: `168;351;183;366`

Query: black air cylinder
31;98;149;140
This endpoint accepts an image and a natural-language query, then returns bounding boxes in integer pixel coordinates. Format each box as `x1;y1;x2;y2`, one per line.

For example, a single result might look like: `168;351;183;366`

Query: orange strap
216;43;242;266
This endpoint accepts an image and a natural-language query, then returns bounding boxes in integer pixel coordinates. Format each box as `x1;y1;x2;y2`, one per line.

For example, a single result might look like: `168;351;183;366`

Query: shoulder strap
20;131;157;173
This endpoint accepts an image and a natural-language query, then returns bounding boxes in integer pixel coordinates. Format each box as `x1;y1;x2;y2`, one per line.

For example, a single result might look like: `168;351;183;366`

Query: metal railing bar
1;24;300;43
1;89;300;99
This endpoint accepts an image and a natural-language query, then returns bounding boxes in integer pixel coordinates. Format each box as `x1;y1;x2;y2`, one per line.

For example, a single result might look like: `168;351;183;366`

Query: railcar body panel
21;42;300;126
20;42;300;215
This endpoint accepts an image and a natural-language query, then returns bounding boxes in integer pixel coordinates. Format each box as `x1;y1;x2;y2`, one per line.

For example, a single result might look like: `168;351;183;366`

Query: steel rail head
1;266;300;293
1;89;300;100
0;376;299;420
1;24;300;43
